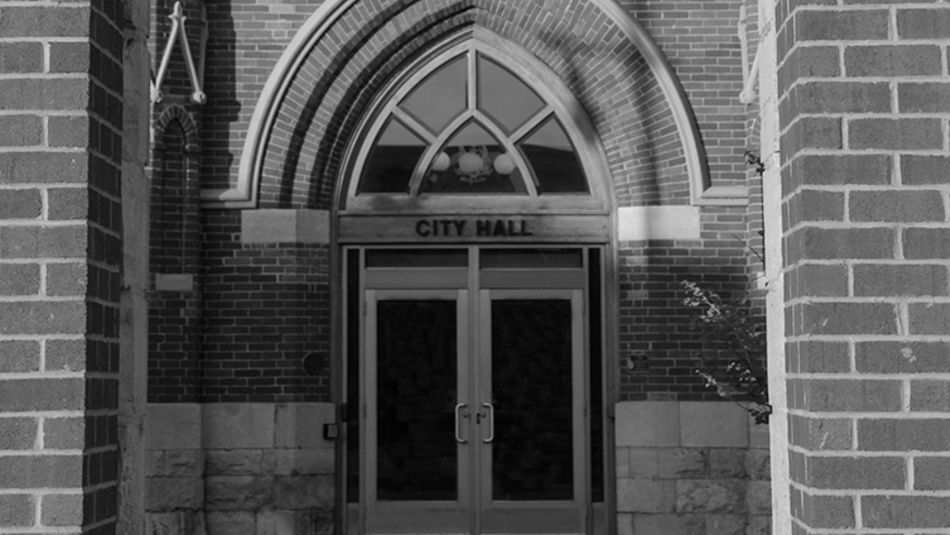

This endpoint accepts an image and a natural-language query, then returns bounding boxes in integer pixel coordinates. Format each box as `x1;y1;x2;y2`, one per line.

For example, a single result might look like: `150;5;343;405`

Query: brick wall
0;2;125;532
776;1;950;532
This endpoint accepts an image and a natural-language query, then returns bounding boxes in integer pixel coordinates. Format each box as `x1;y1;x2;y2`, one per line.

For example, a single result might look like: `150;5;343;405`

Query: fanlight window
356;49;590;197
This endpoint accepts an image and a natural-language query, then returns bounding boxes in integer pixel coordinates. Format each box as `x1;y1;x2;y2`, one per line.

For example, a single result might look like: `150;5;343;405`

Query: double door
352;247;594;535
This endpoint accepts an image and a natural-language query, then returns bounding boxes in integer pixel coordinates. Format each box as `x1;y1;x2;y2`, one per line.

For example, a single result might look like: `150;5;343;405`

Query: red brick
850;190;945;222
788;341;850;373
788;414;853;450
778;46;840;90
0;302;85;335
849;118;943;150
901;156;950;186
49;42;91;74
0;418;36;450
0;79;88;111
856;342;950;373
864;495;950;528
845;45;943;77
0;189;41;220
0;264;40;295
897;9;950;39
800;154;892;186
48;116;90;148
813;457;904;490
0;340;40;373
789;378;901;412
798;492;854;529
784;117;842;158
800;302;897;335
795;82;892;114
859;419;950;451
800;189;844;221
48;188;89;220
911;380;950;411
46;263;88;297
43;418;84;449
795;10;889;41
913;457;950;490
0;454;82;488
41;494;82;526
45;339;86;372
0;226;87;259
899;83;950;113
0;494;33;527
903;228;950;259
799;227;895;259
0;378;84;411
0;43;43;73
0;152;88;184
909;304;950;334
0;116;42;147
0;6;89;38
853;264;948;297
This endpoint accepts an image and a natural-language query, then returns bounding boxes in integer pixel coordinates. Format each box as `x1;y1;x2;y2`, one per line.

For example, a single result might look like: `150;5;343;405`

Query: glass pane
420;121;526;194
358;118;426;193
587;249;604;503
477;55;545;134
519;117;588;193
346;250;360;503
480;248;583;269
377;300;458;501
401;55;468;134
491;299;573;501
366;248;468;268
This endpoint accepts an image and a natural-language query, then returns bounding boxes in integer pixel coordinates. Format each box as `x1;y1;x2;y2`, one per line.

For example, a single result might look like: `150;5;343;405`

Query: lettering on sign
414;219;533;238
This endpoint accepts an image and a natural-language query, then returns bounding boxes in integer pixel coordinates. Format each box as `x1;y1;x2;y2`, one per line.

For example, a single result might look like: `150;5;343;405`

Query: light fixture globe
458;151;483;175
431;151;451;172
493;153;515;175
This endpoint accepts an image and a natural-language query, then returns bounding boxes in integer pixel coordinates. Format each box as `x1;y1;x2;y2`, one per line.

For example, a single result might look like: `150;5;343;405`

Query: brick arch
152;104;200;153
224;0;715;209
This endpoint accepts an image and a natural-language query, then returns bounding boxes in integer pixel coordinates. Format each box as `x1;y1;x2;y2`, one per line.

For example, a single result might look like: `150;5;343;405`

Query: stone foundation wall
146;403;336;535
616;401;770;535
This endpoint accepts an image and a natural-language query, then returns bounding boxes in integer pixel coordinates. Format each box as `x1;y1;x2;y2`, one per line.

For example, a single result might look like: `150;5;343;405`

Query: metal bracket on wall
151;1;207;105
738;5;760;105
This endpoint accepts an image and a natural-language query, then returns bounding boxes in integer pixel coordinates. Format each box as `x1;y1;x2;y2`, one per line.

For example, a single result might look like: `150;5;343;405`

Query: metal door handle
455;403;469;443
482;402;494;443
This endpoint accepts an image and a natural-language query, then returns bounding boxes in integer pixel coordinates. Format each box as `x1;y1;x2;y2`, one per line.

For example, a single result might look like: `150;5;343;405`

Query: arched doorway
337;31;612;535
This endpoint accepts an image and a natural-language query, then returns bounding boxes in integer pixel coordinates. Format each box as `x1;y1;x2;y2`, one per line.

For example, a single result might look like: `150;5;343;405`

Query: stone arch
218;0;728;210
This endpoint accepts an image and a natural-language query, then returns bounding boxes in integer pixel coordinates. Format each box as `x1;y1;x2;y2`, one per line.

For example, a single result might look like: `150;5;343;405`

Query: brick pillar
0;3;124;532
777;2;950;532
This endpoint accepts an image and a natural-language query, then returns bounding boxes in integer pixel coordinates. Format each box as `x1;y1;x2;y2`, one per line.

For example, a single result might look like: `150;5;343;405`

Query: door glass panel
420;121;526;194
359;118;426;193
376;300;458;500
491;299;573;501
480;248;583;269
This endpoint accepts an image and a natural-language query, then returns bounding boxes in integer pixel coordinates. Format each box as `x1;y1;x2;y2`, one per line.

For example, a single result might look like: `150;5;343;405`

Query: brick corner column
776;1;950;533
0;2;125;533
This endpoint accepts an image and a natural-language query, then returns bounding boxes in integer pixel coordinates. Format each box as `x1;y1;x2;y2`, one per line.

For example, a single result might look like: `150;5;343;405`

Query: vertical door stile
363;289;377;511
457;288;471;514
572;289;586;506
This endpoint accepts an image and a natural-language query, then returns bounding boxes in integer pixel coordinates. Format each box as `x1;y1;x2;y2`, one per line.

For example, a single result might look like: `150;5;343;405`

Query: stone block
709;449;747;478
746;481;772;515
275;402;335;448
704;514;745;535
746;514;770;535
147;404;200;450
615;401;679;447
273;475;335;510
675;479;746;513
617;512;634;535
256;510;296;535
206;511;255;535
627;448;707;479
275;448;335;475
748;421;769;449
632;513;703;535
203;404;275;449
146;477;202;511
148;450;202;477
205;476;273;511
617;479;676;513
745;450;771;481
616;447;631;478
206;450;264;475
680;403;748;448
146;512;183;535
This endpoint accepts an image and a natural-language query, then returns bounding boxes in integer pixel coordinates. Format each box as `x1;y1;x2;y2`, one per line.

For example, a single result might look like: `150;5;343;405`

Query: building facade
0;1;948;534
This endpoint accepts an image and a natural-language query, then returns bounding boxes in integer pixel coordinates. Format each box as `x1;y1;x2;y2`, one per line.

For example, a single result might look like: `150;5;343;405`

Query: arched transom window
343;35;608;214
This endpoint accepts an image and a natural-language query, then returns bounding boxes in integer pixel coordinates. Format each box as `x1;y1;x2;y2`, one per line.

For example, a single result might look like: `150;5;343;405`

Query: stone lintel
617;206;701;242
240;209;329;245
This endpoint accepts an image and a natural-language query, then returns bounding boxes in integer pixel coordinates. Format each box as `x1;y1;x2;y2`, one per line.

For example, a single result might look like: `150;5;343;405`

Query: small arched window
343;33;608;214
